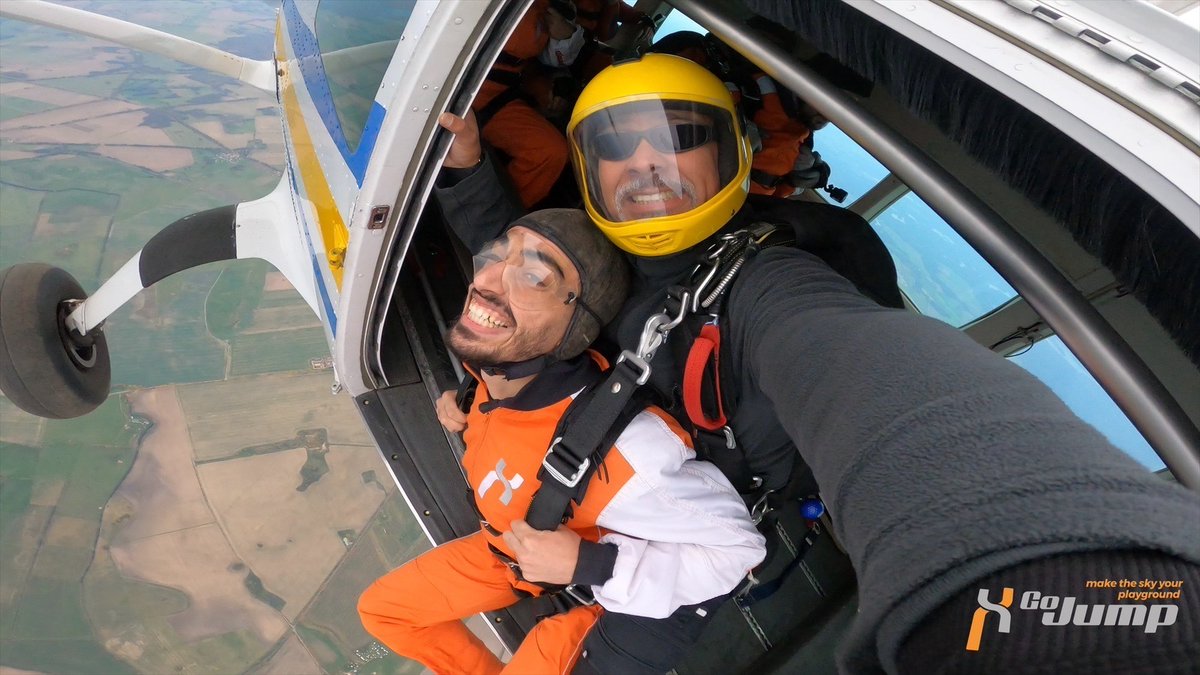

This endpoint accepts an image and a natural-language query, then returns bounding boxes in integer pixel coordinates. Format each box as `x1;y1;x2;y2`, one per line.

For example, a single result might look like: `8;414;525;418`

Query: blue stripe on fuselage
281;0;382;187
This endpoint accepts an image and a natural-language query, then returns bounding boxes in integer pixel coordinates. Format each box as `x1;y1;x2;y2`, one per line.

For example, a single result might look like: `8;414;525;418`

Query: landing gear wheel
0;263;111;419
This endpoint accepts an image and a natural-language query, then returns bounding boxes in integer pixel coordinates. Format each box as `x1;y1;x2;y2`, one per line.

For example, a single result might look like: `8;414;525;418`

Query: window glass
316;0;416;151
814;125;891;205
654;7;706;39
1009;337;1162;471
871;192;1017;327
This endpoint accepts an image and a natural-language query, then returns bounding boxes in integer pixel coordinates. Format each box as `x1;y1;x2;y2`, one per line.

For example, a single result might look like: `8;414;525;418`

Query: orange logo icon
966;587;1014;651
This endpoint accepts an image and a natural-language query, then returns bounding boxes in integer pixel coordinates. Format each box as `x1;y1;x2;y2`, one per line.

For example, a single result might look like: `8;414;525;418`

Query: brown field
193;120;252;150
255;115;280;140
0;99;140;131
0;81;98;106
108;522;289;645
29;479;64;508
243;304;321;334
0;506;53;610
0;48;128;81
31;213;52;238
0;150;39;161
105;119;175;146
255;635;321;675
250;147;287;169
197;445;387;620
0;666;50;675
8;110;174;149
96;145;194;172
262;272;294;293
117;388;213;542
177;371;373;462
43;515;95;548
181;99;268;117
105;385;290;646
0;397;44;446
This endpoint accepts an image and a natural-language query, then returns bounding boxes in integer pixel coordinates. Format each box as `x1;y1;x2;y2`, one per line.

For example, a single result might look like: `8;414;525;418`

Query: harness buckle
563;584;597;607
542;437;591;488
616;350;652;385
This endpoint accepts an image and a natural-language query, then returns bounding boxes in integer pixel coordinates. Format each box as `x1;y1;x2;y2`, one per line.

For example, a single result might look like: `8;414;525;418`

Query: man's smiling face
596;108;721;222
447;227;580;365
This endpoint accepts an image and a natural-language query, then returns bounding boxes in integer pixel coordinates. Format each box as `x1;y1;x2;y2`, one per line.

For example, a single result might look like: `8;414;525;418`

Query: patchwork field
0;3;433;673
178;371;371;462
198;445;388;620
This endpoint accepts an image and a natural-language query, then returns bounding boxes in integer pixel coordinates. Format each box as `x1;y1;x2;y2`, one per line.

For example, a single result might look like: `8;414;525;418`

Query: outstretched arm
725;248;1200;671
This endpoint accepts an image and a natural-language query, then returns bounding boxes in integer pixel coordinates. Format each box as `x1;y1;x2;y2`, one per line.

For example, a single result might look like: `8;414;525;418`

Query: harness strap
737;523;821;606
750;168;785;189
525;360;649;531
682;323;726;431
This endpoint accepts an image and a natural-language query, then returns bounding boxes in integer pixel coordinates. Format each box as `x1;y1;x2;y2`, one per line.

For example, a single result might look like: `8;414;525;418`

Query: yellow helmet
567;53;752;256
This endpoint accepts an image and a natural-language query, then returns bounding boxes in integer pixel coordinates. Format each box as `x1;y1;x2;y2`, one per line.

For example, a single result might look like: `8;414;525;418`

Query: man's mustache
458;287;516;327
614;173;694;215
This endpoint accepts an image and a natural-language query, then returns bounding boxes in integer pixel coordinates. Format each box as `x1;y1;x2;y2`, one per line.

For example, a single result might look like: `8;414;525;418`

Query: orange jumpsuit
358;355;765;674
475;0;567;208
748;75;812;198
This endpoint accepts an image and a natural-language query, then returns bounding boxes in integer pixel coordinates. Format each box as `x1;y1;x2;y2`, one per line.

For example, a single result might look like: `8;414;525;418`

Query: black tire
0;263;111;419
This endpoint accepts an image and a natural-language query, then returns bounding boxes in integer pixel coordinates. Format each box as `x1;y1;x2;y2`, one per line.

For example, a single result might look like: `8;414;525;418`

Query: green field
206;260;268;341
41;72;130;98
230;326;332;377
0;94;58;121
0;395;140;675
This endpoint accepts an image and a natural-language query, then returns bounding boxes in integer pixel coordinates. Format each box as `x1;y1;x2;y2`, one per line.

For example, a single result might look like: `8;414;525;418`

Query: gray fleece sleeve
432;154;524;254
724;248;1200;673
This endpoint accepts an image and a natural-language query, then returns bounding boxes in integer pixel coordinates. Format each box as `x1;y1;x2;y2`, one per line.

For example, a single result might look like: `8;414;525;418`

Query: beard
445;289;549;366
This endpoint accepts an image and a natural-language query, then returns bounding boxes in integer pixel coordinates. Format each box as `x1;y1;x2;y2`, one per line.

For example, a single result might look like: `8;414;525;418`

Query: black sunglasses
591;123;714;161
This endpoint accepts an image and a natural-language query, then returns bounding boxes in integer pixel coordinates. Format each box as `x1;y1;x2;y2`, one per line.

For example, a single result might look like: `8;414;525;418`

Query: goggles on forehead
471;232;577;310
591;123;714;161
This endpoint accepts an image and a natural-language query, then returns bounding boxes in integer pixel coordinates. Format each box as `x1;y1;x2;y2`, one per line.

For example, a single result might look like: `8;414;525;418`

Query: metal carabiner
635;313;670;361
659;290;691;332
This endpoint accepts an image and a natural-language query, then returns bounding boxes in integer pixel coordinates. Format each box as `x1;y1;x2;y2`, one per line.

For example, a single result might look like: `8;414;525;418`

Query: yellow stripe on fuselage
276;24;347;289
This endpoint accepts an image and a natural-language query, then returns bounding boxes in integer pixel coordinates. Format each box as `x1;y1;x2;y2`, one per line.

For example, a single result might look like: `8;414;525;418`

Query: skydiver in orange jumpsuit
473;0;569;208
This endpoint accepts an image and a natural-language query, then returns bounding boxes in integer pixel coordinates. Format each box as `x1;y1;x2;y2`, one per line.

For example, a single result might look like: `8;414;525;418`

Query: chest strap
525;367;652;531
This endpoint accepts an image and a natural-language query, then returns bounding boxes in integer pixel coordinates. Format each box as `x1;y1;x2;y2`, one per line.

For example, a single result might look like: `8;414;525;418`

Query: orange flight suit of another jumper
748;75;812;198
475;0;568;208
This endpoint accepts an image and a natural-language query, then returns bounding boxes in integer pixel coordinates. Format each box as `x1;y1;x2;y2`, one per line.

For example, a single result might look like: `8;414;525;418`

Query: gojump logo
965;587;1180;651
966;588;1013;651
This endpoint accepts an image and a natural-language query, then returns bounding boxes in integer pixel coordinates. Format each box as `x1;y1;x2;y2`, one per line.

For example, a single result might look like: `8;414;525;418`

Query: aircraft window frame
812;124;1162;471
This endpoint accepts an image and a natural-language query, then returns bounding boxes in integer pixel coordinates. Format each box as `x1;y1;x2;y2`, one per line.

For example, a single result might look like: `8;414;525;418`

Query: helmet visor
471;230;578;311
572;99;740;223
